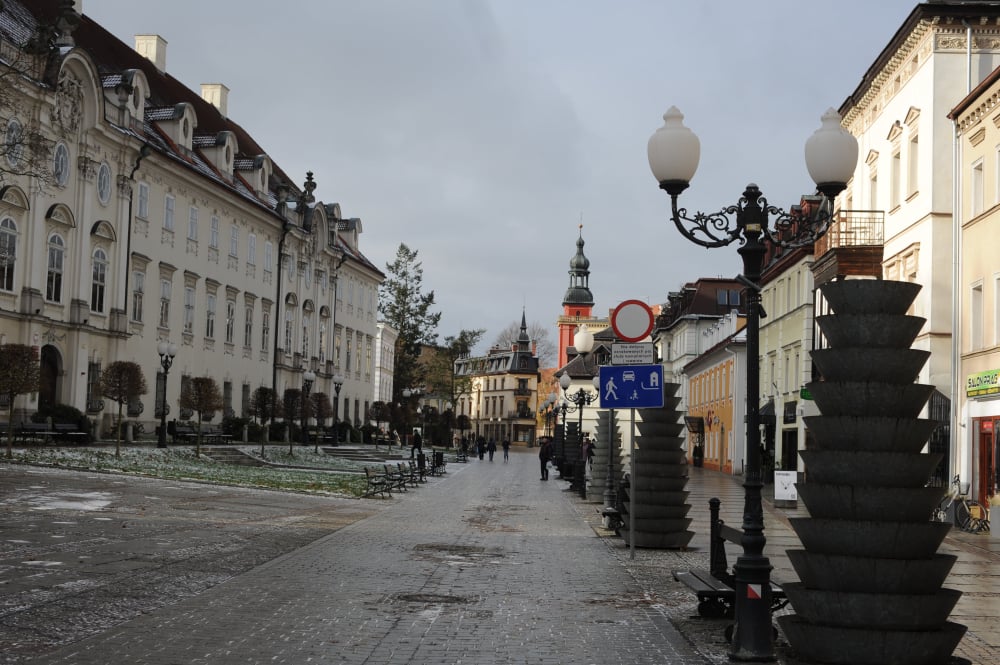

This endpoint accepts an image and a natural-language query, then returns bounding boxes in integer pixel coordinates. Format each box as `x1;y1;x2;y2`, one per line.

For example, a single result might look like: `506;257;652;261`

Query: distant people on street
477;435;486;460
539;436;553;480
502;439;510;462
583;434;594;469
410;430;423;460
460;436;470;457
487;438;497;461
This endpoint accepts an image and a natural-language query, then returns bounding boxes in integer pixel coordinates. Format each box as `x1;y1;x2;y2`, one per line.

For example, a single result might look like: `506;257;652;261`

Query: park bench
53;422;89;443
172;422;230;444
362;467;392;498
672;497;787;618
383;464;409;492
407;459;427;483
395;462;420;488
16;422;54;444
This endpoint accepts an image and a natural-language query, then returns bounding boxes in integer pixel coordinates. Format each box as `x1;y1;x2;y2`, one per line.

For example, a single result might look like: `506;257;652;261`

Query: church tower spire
557;226;595;367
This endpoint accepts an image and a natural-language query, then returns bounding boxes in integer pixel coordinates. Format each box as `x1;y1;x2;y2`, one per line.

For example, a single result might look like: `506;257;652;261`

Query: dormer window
181;118;190;143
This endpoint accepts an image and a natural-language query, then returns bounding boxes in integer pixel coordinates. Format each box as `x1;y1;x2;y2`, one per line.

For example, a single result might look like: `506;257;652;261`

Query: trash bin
434;451;444;469
417;452;427;473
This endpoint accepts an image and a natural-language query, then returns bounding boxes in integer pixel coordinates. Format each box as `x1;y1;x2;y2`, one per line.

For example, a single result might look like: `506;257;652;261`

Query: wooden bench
672;497;787;619
408;460;427;484
362;467;392;498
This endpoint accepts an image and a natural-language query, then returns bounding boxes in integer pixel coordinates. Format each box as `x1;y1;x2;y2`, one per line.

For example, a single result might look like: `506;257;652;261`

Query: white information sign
773;471;798;501
611;343;655;365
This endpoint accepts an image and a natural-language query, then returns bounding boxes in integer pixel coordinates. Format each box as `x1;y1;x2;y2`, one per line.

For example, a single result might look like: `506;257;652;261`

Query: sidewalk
575;465;1000;665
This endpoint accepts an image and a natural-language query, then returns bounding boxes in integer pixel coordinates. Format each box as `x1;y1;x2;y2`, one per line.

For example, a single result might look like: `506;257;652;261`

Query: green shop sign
966;369;1000;397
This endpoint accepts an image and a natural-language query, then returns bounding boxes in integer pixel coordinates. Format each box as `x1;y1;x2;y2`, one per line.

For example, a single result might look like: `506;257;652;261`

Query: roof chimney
200;83;230;116
134;34;167;71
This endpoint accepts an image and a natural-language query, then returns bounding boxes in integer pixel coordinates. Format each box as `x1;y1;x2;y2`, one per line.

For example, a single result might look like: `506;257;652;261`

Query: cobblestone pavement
2;453;707;665
2;452;997;664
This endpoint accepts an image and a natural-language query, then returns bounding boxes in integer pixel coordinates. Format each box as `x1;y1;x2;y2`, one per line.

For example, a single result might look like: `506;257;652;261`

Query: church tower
557;226;595;368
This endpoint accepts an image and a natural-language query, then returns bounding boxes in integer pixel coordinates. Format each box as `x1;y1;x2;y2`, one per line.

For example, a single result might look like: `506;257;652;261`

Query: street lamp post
647;106;857;661
559;371;596;484
156;341;178;449
302;370;316;451
332;373;344;446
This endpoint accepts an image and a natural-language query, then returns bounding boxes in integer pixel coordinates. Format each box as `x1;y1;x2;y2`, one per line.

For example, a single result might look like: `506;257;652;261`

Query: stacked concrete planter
620;382;694;549
587;410;619;503
779;280;965;665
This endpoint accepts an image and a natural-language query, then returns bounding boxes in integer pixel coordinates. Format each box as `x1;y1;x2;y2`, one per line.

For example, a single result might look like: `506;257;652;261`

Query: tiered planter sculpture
587;410;619;503
779;280;966;665
620;382;693;549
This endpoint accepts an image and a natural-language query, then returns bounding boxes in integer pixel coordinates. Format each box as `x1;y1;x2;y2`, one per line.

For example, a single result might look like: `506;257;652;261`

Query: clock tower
557;226;595;367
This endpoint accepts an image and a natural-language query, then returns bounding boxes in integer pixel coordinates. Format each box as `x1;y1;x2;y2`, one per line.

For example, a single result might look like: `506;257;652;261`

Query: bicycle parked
932;475;991;534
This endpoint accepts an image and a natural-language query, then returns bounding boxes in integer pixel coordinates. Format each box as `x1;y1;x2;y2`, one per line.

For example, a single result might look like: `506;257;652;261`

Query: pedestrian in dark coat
538;437;552;480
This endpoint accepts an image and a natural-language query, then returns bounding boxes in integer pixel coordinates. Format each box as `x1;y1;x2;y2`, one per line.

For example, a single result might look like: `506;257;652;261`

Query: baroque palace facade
0;1;385;434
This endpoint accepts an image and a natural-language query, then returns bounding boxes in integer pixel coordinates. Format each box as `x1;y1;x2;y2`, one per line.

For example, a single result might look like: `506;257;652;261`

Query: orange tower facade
556;227;596;368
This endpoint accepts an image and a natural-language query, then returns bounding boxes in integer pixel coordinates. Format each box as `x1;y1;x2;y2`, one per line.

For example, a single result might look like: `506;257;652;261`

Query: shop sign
966;369;1000;397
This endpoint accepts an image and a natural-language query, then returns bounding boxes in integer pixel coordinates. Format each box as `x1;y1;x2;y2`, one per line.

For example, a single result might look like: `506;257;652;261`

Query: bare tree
178;376;223;456
492;320;556;367
100;361;148;458
0;7;63;190
0;343;40;458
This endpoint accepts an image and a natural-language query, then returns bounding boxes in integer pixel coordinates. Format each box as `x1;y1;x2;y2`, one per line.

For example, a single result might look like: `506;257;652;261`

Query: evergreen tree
378;243;441;398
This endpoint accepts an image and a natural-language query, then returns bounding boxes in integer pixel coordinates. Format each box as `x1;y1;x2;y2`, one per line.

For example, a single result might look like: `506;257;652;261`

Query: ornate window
229;226;239;258
210;215;219;248
244;305;253;347
137;182;149;218
97;163;112;204
261;309;270;352
0;217;16;291
5;119;23;167
264;241;273;273
46;233;65;301
226;299;236;344
183;286;195;333
205;293;216;338
159;278;171;328
164;194;175;231
247;233;256;265
187;206;198;241
91;248;108;312
131;270;144;322
52;143;70;186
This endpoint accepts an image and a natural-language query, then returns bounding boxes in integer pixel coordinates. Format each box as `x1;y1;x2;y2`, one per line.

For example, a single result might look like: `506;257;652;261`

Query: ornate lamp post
559;369;597;475
332;372;344;445
647;106;858;661
156;341;178;449
302;370;315;450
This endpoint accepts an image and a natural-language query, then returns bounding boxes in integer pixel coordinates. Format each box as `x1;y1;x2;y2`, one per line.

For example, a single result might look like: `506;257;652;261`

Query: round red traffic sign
611;299;655;343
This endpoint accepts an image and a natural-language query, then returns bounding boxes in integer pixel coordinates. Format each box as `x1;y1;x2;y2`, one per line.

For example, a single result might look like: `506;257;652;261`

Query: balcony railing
814;209;884;256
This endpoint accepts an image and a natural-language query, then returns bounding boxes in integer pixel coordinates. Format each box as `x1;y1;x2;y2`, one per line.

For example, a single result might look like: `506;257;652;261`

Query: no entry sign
611;299;655;343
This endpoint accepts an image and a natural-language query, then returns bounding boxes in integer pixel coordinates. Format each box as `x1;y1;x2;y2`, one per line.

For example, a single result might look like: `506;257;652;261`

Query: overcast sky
86;0;916;359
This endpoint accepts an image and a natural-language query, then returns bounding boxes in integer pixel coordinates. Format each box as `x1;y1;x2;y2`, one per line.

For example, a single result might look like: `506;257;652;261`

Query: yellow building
949;68;1000;507
683;311;745;474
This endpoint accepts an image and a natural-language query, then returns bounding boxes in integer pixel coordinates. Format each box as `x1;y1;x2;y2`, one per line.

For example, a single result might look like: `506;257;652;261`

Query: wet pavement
0;450;997;664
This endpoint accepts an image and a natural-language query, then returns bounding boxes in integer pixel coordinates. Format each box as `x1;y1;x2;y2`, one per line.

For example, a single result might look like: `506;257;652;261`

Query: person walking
410;430;422;460
538;437;552;480
477;435;486;460
487;438;497;461
502;439;510;463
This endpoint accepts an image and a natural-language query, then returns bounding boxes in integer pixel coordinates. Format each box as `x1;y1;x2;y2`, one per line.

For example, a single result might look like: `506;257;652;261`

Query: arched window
91;248;108;312
0;217;17;291
302;314;311;358
46;233;65;301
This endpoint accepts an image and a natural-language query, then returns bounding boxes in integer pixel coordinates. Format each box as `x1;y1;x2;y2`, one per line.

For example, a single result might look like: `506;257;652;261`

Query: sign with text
611;342;655;365
598;364;664;409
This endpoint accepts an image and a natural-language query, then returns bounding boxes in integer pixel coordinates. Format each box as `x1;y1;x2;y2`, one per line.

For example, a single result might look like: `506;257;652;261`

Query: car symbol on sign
622;371;636;382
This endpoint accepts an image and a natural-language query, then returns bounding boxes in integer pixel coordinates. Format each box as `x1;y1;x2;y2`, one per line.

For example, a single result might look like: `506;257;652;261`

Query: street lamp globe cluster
647;106;858;661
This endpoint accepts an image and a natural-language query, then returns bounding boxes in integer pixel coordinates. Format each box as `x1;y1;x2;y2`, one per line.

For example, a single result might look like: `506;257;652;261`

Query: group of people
459;435;511;462
537;434;594;481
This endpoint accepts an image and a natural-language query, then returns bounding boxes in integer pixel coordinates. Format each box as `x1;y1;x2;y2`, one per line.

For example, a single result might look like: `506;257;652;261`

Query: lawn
0;444;374;498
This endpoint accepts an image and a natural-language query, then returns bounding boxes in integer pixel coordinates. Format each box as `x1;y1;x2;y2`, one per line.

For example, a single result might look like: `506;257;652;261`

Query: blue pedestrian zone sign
598;364;665;409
